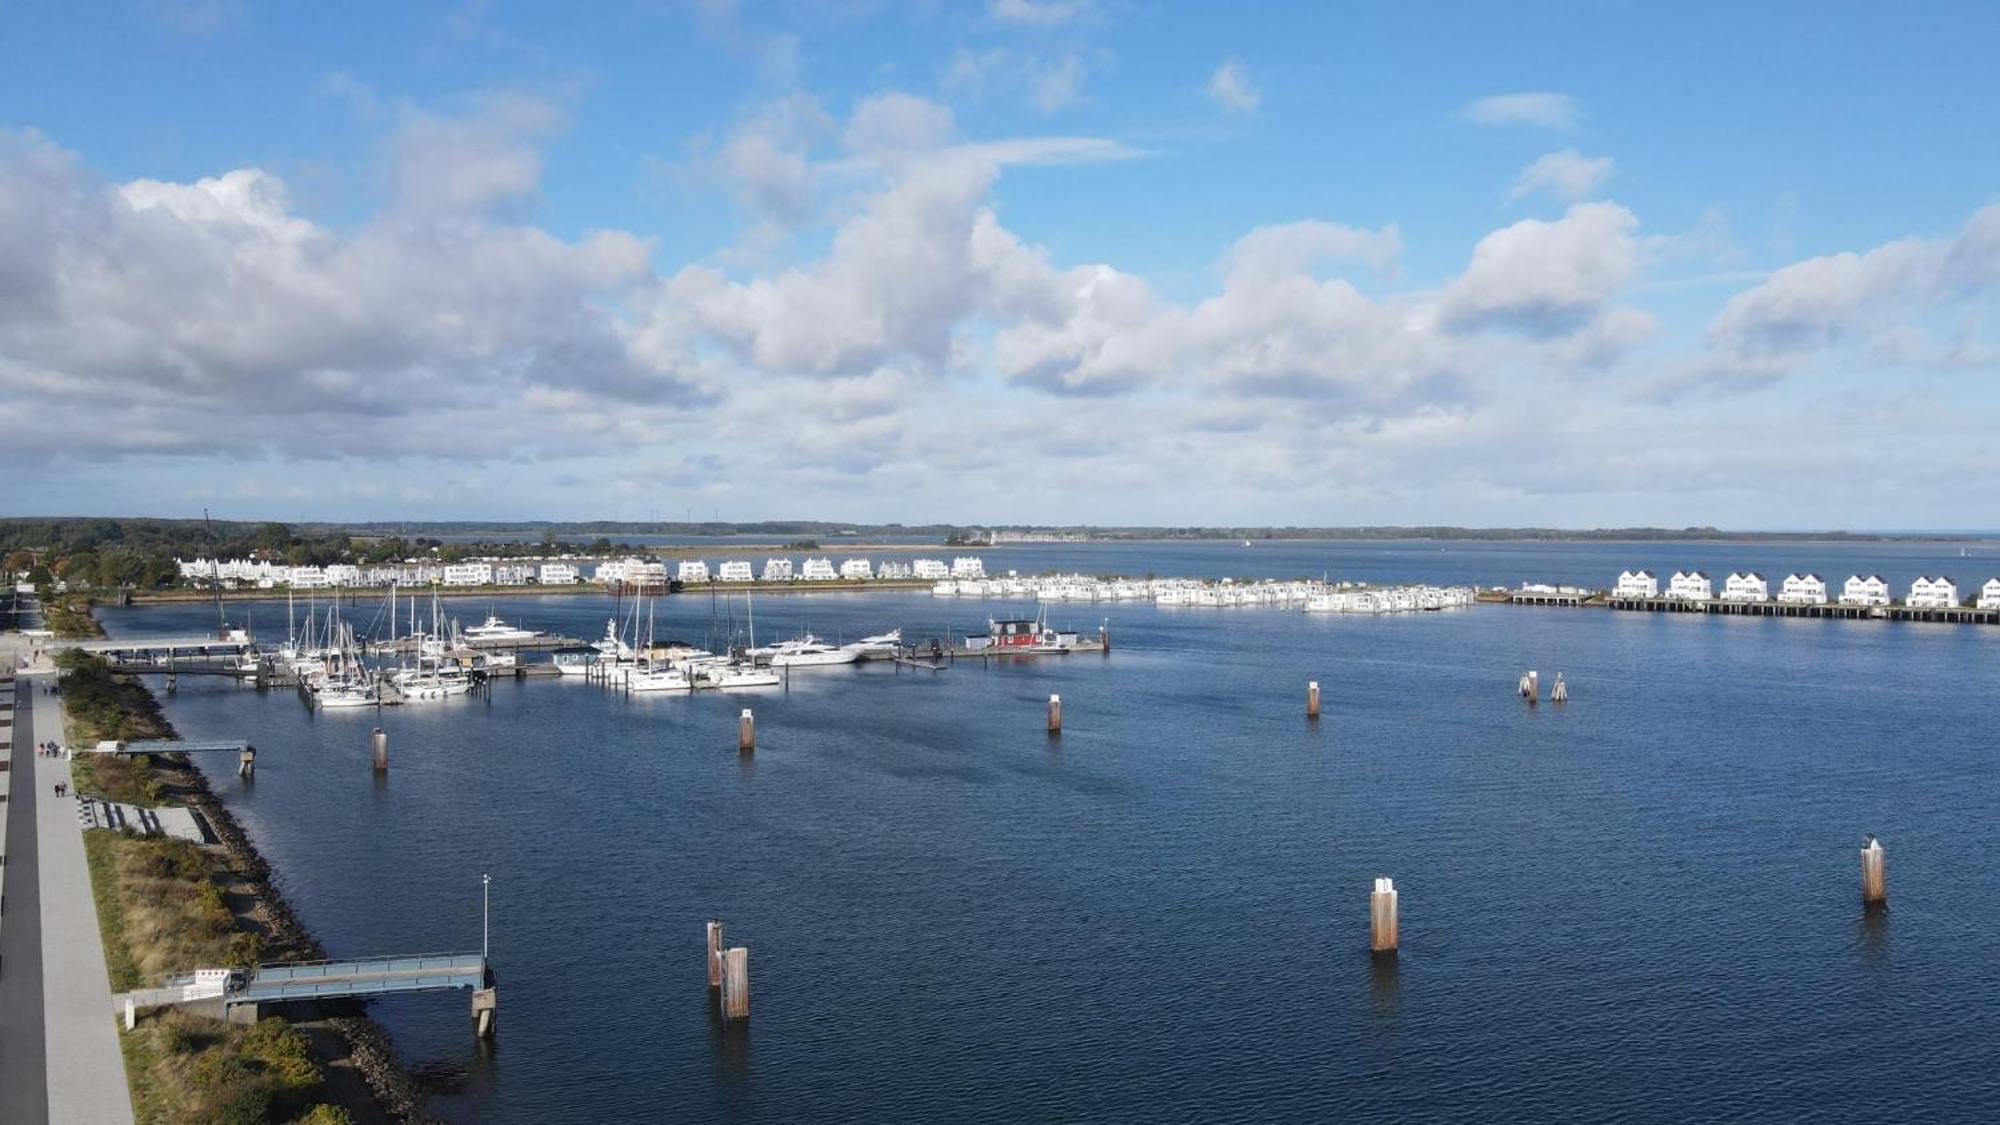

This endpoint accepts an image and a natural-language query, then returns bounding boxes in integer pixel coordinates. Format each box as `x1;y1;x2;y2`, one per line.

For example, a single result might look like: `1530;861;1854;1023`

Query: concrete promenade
0;642;136;1125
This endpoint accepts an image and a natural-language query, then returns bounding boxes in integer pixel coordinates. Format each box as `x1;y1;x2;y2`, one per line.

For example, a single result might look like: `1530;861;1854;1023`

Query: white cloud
987;0;1091;26
1221;221;1403;286
1509;150;1614;203
1462;92;1579;129
391;92;565;216
944;47;1090;114
1442;202;1641;335
844;92;957;156
1206;58;1260;113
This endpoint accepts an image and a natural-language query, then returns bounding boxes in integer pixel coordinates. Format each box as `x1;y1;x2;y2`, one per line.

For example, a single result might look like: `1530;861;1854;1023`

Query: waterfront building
877;560;913;579
952;556;987;578
840;558;873;580
1907;575;1959;608
540;562;580;585
1979;578;2000;609
1839;574;1891;606
677;560;711;584
288;565;331;589
492;563;535;585
1614;569;1658;598
442;562;493;586
1778;573;1828;604
913;559;949;579
760;558;794;582
718;561;754;582
323;563;362;586
801;557;837;581
1722;572;1768;602
1666;571;1712;600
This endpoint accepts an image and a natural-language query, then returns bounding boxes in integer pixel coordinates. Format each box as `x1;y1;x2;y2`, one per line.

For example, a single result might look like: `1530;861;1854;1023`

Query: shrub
293;1106;353;1125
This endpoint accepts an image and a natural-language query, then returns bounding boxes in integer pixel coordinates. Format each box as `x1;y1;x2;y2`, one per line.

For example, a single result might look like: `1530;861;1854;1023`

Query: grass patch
123;1010;330;1124
44;592;106;638
87;829;243;984
55;650;177;744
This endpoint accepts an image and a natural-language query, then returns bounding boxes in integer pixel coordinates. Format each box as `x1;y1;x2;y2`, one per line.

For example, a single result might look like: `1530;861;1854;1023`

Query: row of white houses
180;554;990;590
1615;570;2000;609
666;556;985;584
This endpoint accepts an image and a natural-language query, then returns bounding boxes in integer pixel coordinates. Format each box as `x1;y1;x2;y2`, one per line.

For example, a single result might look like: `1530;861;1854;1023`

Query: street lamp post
482;873;491;962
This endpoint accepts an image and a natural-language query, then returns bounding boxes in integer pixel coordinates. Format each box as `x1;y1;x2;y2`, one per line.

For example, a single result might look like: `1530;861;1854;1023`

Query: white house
1614;569;1658;598
492;564;535;585
951;556;987;578
1907;575;1958;608
717;561;754;582
1978;578;2000;609
1722;572;1768;602
441;563;492;587
597;558;667;586
540;562;580;585
1839;574;1891;606
287;565;330;589
912;559;949;579
760;558;793;582
677;560;710;584
800;557;837;581
324;563;362;586
877;560;912;579
1666;570;1712;600
839;558;873;580
1778;573;1827;604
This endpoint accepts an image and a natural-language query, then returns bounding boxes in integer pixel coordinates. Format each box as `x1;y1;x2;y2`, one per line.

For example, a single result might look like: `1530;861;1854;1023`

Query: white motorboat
841;629;901;657
462;614;543;643
314;681;380;708
769;641;860;668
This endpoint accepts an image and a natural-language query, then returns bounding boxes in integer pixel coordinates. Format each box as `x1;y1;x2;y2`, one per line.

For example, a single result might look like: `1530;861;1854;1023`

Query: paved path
23;673;135;1124
0;673;51;1124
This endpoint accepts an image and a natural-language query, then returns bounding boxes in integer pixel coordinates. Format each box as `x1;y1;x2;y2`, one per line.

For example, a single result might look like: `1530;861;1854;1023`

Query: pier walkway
115;952;491;1021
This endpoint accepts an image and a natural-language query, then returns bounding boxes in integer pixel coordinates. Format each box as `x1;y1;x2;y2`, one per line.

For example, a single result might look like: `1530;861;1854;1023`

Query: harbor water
97;541;2000;1121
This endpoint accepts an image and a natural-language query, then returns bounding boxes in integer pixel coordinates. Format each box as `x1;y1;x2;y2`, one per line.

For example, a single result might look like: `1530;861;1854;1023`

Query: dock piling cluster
1517;670;1539;703
1551;673;1569;703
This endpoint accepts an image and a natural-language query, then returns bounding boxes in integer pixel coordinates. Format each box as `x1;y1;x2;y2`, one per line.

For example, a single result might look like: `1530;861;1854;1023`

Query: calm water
98;542;2000;1122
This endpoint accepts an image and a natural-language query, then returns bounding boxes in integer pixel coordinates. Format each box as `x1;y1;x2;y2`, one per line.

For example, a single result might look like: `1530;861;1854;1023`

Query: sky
0;0;1996;529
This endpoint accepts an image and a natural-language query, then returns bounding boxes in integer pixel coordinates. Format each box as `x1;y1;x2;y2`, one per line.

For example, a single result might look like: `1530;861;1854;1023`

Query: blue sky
1;1;1996;527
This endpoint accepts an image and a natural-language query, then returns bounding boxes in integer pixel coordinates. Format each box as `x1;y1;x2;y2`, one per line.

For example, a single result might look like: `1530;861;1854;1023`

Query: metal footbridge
115;952;497;1034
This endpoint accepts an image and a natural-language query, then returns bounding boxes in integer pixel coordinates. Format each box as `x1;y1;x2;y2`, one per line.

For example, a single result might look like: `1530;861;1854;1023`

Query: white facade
1978;578;2000;610
877;560;912;579
1839;574;1891;606
718;561;754;582
287;566;331;589
1907;575;1958;608
1614;569;1658;598
1722;572;1768;602
912;559;949;579
1666;571;1712;600
839;558;873;580
677;560;710;583
951;556;987;578
540;563;580;585
801;557;837;581
441;563;492;586
492;564;535;585
597;558;667;586
323;563;361;586
1778;573;1827;604
760;558;793;582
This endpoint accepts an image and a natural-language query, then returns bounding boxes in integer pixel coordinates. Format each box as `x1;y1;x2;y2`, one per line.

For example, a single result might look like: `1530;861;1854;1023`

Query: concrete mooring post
1307;680;1321;719
1370;877;1400;953
1047;694;1062;735
1861;837;1887;905
706;921;725;988
471;987;497;1037
719;947;750;1023
738;709;755;753
371;727;388;771
237;745;256;779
